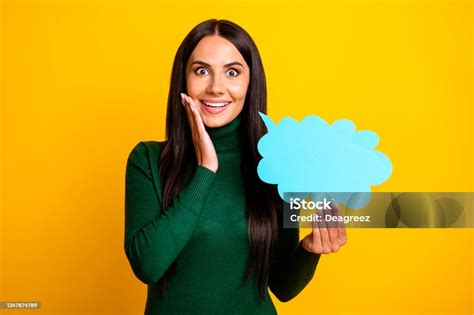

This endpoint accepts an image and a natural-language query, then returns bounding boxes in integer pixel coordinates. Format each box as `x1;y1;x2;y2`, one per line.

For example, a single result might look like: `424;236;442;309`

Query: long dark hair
158;19;280;302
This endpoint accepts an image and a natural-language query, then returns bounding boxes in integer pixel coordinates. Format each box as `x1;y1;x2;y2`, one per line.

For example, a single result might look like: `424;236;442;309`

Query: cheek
186;77;205;96
228;81;249;101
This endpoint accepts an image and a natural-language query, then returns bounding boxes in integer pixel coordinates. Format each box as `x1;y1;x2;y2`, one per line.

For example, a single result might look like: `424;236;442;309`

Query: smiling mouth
201;101;231;108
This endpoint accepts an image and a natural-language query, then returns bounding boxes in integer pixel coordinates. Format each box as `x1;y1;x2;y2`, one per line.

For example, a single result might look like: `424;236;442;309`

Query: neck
205;115;242;152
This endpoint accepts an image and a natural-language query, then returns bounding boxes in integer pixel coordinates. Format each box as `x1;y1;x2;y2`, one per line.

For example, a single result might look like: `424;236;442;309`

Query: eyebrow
191;60;244;68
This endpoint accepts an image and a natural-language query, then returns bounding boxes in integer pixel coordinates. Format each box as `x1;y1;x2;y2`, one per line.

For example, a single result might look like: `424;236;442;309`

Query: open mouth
201;101;231;108
199;100;232;115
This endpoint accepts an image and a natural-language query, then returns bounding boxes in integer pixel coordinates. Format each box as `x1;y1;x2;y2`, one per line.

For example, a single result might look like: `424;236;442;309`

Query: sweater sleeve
268;205;321;302
124;141;217;285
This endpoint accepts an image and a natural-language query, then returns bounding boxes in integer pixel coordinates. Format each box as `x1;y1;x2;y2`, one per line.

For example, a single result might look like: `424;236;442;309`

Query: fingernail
180;93;184;101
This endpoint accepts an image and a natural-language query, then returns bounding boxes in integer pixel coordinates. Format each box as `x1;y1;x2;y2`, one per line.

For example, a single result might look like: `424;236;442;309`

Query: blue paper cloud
257;113;393;209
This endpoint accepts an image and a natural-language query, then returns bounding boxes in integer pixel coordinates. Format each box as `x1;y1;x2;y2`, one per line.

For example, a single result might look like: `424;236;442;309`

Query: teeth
203;101;230;107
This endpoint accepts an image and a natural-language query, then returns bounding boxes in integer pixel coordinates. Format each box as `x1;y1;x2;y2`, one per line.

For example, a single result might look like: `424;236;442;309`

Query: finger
333;202;347;246
181;94;194;127
183;95;201;139
186;96;207;134
325;206;340;252
185;96;204;142
317;208;332;254
183;95;200;133
186;96;210;166
181;93;194;121
181;94;201;161
180;93;186;107
311;209;323;253
301;234;313;253
185;95;198;116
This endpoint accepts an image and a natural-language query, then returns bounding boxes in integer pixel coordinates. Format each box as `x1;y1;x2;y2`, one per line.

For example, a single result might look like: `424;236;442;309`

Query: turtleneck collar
205;115;242;153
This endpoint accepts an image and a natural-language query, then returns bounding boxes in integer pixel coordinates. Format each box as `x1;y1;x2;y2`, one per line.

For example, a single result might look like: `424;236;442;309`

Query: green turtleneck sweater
124;115;320;314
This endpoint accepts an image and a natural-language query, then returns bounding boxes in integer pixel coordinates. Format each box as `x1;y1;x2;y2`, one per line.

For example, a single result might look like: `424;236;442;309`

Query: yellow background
1;0;472;314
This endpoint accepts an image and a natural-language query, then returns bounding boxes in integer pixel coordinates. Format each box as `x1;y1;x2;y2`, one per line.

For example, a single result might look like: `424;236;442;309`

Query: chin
202;117;228;128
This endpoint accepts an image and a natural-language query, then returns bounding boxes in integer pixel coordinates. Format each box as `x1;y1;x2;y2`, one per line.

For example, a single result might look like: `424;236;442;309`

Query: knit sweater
124;115;321;314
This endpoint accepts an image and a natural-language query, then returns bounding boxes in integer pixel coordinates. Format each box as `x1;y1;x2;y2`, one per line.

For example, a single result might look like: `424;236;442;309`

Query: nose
206;75;225;95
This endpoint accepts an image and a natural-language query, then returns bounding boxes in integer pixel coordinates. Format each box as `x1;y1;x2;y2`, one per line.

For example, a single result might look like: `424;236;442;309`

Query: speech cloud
257;113;393;209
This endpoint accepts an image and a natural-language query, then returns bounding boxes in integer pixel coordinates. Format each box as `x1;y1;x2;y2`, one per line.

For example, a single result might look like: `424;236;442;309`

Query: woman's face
185;35;250;128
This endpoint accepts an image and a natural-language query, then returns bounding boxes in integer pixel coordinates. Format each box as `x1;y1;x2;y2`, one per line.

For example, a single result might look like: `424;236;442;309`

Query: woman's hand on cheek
301;203;347;255
180;93;218;173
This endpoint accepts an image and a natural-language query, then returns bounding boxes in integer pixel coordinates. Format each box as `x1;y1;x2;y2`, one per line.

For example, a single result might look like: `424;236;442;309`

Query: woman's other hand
301;202;347;254
181;93;218;173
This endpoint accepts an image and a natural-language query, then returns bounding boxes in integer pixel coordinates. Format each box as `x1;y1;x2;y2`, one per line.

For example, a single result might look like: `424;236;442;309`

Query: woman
125;19;346;314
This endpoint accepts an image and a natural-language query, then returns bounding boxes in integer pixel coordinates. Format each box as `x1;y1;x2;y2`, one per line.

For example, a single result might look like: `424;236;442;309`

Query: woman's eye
195;67;209;75
226;69;239;77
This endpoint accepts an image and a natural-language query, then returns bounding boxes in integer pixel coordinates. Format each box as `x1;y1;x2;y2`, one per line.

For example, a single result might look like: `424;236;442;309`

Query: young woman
125;19;346;314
